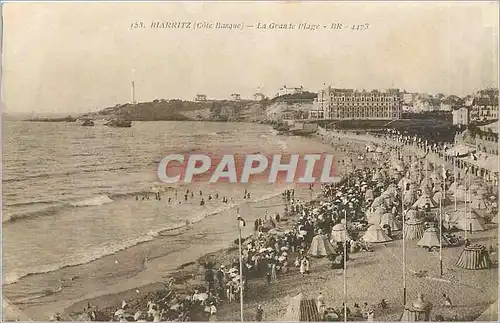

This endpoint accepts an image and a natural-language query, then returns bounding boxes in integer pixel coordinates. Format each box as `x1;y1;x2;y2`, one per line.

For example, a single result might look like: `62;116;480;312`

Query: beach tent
330;223;350;243
491;210;499;224
417;227;450;248
403;219;426;240
400;295;433;321
381;194;397;209
469;182;482;195
384;183;399;195
380;213;402;231
431;191;452;206
398;177;411;190
447;181;460;195
370;196;387;210
403;189;418;207
475;299;498;321
453;185;468;202
419;181;433;195
451;210;487;232
308;234;336;257
362;224;392;243
366;207;386;225
470;195;490;212
455;245;491;270
284;293;321;322
412;193;438;209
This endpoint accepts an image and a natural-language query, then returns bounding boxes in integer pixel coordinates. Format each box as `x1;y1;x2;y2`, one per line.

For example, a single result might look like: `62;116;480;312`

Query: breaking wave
3;189;284;285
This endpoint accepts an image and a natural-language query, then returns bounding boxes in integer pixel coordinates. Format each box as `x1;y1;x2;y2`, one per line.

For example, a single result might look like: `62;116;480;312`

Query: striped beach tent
403;218;426;240
455;245;491;270
308;234;336;257
284;293;321;322
380;212;402;231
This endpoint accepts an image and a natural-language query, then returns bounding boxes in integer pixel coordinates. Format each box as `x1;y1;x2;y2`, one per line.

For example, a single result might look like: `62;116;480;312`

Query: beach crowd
55;132;499;322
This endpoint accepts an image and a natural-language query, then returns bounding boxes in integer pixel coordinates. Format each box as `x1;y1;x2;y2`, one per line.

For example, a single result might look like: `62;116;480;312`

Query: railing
317;126;498;184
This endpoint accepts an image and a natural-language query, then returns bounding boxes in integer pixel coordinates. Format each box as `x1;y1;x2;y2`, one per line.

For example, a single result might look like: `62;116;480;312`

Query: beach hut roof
451;210;487;231
412;194;438;209
362;224;392;243
417;227;450;248
308;234;336;257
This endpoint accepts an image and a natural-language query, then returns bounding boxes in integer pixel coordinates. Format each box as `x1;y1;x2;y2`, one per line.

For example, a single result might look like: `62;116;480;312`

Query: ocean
2;120;340;319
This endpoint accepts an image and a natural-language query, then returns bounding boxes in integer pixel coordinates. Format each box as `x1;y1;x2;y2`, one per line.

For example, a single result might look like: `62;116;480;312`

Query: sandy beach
4;129;498;322
4;131;368;321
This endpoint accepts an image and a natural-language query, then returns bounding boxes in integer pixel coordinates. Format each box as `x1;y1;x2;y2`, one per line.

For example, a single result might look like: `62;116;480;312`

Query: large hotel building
309;87;402;120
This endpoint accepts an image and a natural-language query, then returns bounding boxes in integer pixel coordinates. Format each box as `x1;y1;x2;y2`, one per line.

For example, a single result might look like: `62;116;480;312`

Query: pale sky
2;1;499;114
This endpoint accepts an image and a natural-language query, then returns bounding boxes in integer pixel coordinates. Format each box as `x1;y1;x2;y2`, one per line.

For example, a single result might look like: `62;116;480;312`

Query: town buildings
471;88;499;121
276;85;304;97
253;93;266;101
309;87;402;120
452;107;470;126
452;120;498;181
230;93;241;101
195;94;207;101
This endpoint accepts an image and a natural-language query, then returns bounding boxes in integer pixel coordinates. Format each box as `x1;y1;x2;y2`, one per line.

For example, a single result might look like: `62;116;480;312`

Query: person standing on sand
270;262;277;281
442;293;453;307
300;257;306;275
255;304;263;321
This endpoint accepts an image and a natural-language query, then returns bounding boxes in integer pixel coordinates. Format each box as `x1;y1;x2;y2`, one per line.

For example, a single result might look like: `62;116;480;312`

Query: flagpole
467;170;471;235
237;210;244;322
343;209;347;323
453;156;457;211
439;181;443;276
464;168;468;241
402;187;407;306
